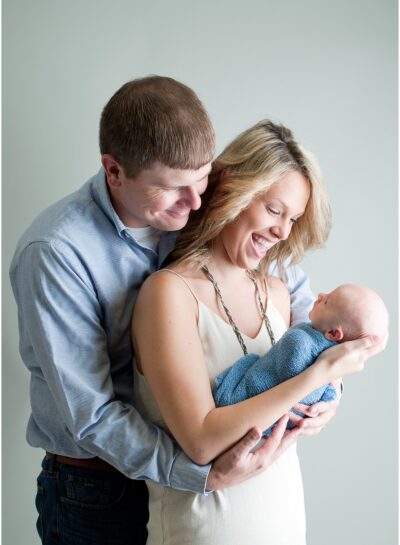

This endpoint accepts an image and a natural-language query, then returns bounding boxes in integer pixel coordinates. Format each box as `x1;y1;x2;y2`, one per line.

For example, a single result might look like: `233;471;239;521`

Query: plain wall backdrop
3;1;398;544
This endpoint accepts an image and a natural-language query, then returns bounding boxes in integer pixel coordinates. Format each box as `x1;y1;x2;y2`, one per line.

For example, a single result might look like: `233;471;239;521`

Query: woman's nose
271;220;291;241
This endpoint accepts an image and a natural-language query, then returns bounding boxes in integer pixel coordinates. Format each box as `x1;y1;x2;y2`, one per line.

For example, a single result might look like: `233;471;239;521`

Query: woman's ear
324;327;344;342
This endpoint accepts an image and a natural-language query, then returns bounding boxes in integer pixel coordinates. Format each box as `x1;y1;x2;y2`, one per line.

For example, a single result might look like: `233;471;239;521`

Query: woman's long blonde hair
171;119;331;277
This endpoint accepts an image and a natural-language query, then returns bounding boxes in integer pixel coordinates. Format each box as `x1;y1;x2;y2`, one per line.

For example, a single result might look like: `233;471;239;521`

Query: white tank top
133;270;306;545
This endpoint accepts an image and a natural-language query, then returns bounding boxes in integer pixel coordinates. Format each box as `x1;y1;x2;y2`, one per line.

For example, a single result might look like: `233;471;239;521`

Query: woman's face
218;171;310;270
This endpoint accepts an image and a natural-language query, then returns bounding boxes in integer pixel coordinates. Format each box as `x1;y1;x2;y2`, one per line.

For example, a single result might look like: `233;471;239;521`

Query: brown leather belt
45;452;120;473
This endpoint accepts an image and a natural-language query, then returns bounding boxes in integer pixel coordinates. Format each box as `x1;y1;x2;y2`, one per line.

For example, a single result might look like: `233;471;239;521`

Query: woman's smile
251;233;274;258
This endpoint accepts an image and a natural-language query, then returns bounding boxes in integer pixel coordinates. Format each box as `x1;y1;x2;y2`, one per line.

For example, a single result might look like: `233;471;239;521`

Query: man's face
105;160;211;231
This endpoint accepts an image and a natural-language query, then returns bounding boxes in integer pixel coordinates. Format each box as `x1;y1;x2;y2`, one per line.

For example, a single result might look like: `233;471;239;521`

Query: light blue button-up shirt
10;168;314;494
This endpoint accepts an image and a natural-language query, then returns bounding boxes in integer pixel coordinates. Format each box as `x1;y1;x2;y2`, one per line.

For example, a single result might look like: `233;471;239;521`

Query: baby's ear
324;327;344;342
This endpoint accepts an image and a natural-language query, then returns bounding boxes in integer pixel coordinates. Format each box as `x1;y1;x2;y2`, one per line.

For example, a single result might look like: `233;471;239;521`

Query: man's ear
324;327;344;341
101;155;124;188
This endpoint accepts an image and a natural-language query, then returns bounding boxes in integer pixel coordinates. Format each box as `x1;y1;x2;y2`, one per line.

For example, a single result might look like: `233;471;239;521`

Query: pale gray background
3;0;398;544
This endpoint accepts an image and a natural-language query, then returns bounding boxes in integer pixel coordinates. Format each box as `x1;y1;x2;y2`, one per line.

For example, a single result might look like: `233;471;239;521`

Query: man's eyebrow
198;167;212;180
156;168;211;188
186;168;212;186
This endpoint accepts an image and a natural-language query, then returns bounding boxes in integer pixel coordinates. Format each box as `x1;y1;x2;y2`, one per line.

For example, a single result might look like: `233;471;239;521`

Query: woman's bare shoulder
138;267;197;305
134;267;202;316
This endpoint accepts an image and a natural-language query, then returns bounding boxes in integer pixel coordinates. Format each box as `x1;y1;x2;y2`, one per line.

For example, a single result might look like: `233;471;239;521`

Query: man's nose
184;186;202;210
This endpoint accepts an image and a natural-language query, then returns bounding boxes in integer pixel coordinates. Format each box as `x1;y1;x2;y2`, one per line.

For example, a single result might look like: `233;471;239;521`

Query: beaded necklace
201;265;276;355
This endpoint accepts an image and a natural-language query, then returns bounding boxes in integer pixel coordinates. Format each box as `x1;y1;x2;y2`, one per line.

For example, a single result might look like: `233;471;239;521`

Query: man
10;76;339;545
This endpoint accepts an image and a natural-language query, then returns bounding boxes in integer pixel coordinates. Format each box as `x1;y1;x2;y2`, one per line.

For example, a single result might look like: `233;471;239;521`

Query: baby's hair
333;284;388;342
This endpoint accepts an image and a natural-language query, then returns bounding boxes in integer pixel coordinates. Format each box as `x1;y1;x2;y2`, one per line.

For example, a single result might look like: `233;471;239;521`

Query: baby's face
308;288;345;333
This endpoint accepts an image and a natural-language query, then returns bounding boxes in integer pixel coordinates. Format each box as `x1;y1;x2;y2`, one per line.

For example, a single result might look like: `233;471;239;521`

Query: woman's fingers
295;408;336;436
317;334;385;380
365;331;388;356
288;402;338;437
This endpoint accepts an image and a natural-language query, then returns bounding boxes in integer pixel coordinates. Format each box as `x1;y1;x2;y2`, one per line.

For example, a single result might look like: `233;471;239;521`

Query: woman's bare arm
132;271;380;466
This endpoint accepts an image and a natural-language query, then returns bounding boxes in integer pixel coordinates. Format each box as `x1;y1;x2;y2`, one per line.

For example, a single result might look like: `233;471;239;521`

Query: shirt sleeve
269;262;315;326
12;241;210;494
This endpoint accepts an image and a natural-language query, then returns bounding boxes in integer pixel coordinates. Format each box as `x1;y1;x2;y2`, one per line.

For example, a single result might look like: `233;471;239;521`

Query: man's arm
10;241;209;493
269;262;315;325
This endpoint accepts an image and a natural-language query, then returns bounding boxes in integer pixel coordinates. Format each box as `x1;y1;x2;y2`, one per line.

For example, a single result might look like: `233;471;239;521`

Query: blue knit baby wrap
213;323;337;436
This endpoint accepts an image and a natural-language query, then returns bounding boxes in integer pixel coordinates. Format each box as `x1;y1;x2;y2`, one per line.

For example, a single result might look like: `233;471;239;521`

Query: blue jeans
35;456;149;545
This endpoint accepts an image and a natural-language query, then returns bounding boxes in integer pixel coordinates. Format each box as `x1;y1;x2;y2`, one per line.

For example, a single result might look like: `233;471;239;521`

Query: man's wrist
169;451;212;495
205;463;217;492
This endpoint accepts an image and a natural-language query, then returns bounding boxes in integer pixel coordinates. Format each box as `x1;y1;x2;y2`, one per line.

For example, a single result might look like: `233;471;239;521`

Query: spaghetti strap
263;276;271;296
156;268;200;305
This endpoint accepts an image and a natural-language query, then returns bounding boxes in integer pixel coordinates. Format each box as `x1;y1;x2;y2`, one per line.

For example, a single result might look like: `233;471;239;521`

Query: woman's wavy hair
171;119;331;277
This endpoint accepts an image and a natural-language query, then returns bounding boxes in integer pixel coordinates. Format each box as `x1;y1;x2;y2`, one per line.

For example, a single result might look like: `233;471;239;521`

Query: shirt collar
91;167;129;235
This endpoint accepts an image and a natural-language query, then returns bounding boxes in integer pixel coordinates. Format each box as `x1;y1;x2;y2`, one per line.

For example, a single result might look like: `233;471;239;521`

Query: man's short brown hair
99;75;215;177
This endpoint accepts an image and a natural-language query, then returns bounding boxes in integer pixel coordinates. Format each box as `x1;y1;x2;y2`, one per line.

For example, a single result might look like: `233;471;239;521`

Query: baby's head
308;284;388;342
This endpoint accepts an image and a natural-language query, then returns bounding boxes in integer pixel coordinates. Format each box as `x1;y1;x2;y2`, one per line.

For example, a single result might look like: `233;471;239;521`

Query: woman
132;120;378;545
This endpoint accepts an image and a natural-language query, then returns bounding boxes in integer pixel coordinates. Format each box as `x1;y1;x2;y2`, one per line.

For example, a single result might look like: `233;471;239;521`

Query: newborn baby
214;284;388;436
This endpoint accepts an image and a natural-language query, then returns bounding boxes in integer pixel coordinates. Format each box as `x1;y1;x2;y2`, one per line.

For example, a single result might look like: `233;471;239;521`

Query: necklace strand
201;265;276;356
246;270;276;346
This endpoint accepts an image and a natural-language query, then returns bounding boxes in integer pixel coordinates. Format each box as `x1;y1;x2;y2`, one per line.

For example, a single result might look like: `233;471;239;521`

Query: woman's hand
290;377;342;435
314;333;387;384
289;398;340;436
289;332;388;437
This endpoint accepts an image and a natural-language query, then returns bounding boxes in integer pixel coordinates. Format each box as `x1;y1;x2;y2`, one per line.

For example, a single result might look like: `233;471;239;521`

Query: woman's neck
206;243;250;287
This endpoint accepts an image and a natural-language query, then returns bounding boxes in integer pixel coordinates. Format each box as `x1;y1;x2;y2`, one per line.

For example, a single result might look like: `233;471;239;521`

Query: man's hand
289;378;342;437
206;414;300;490
289;399;339;436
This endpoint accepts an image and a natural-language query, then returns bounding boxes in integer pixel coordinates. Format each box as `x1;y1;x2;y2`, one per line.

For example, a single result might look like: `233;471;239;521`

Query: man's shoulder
10;171;117;269
16;173;110;247
268;275;290;300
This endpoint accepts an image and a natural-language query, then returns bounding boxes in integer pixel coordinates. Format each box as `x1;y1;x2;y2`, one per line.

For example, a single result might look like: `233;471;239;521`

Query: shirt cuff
169;451;212;495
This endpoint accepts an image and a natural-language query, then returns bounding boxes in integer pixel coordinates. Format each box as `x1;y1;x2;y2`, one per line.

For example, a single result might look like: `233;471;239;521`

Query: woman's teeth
252;234;269;248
